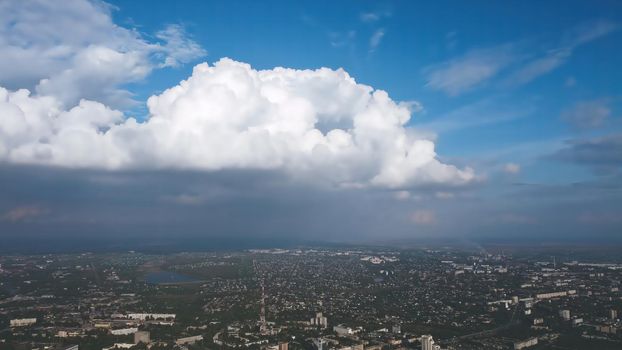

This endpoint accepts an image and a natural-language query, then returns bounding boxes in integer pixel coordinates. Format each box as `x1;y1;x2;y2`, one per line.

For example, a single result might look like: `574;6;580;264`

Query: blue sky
0;0;621;246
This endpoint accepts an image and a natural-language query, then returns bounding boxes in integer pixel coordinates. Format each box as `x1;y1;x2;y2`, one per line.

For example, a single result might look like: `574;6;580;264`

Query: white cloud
0;0;205;108
155;24;208;68
359;10;391;23
426;20;618;95
410;210;436;225
569;19;618;46
360;12;380;23
424;45;517;96
0;58;475;189
507;48;571;86
369;28;386;52
503;163;521;174
506;19;617;86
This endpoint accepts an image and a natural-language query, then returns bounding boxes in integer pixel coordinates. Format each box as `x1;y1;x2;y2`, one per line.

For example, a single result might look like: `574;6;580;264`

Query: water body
145;271;199;284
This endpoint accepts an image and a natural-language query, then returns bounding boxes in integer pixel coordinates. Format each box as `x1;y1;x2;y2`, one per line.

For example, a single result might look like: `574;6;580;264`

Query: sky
0;0;621;249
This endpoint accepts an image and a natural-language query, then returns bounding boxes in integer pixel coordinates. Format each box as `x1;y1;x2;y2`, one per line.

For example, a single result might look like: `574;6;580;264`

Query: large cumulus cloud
0;58;474;189
0;0;206;108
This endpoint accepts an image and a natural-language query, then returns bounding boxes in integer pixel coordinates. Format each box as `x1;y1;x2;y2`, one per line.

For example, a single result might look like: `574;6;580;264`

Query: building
57;330;82;337
420;335;434;350
312;338;327;350
267;342;289;350
535;290;576;300
559;309;570;321
610;309;618;320
333;325;354;336
10;318;36;327
513;337;538;349
176;335;203;345
134;331;150;344
102;344;134;350
110;327;138;335
127;313;176;321
310;312;328;328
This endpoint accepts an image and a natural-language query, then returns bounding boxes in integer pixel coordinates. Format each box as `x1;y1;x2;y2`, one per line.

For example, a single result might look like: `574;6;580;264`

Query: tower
260;281;267;334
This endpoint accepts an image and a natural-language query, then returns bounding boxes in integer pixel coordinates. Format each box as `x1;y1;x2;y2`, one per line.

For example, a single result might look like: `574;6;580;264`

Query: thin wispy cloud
359;10;392;23
369;28;386;52
425;19;618;96
506;19;618;86
360;12;380;23
424;44;519;95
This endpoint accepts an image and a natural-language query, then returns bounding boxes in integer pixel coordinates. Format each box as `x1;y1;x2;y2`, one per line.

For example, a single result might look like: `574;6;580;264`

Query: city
1;246;621;349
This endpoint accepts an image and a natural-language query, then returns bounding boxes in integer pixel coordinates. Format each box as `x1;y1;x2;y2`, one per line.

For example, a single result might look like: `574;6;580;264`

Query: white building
310;312;328;328
127;313;175;320
110;327;138;335
176;335;203;345
559;309;571;321
333;325;354;336
10;318;36;327
420;335;434;350
610;309;618;320
102;343;134;350
514;337;538;349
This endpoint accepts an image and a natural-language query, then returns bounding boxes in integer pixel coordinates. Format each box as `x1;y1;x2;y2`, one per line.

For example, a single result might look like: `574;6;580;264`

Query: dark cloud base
1;162;621;253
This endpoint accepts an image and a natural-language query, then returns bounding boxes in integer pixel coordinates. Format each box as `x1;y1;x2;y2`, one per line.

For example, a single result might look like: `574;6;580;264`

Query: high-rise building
610;309;618;320
420;335;434;350
311;312;328;328
259;281;269;334
559;309;570;321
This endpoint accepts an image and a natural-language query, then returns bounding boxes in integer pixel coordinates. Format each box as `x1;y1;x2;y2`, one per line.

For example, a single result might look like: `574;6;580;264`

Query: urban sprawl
1;246;621;350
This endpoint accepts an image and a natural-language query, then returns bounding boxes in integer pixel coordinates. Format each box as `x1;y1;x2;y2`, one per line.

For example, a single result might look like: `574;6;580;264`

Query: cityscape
1;246;621;349
1;1;621;350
